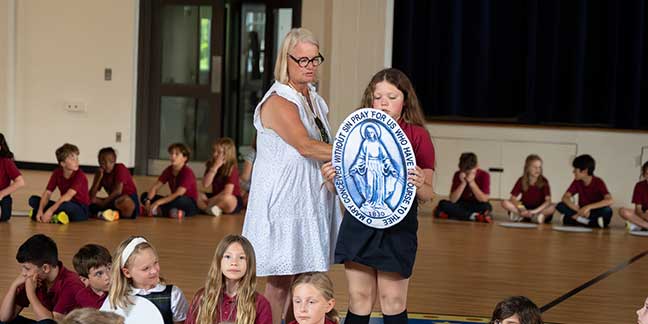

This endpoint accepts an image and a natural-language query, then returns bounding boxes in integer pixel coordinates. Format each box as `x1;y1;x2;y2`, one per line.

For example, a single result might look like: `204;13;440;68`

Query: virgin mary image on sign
349;122;401;216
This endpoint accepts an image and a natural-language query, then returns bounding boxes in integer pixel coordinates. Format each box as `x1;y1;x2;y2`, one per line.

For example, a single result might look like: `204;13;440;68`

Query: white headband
121;237;148;268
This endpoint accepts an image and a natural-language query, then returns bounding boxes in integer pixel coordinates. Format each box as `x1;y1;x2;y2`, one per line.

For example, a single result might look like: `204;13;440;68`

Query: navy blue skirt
334;200;418;278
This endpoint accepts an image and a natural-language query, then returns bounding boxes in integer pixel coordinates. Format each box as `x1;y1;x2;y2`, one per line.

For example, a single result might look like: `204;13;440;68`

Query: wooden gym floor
1;170;646;324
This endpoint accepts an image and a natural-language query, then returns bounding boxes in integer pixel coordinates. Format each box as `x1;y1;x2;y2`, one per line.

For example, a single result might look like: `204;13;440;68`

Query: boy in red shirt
89;147;139;221
556;154;614;228
28;143;90;224
72;244;112;309
434;152;493;223
0;234;84;323
141;143;199;218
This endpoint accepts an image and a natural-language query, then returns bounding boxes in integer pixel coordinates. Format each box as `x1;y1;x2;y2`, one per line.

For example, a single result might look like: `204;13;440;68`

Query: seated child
289;273;339;324
501;154;555;224
89;147;139;221
198;138;244;216
619;161;648;232
556;154;613;228
490;296;543;324
0;234;84;323
141;143;199;218
104;236;189;324
435;152;492;223
28;143;90;224
61;308;124;324
73;244;112;309
185;234;271;324
0;133;25;222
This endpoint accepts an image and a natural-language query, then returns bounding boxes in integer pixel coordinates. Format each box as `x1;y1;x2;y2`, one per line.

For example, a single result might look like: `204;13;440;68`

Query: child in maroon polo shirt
435;152;493;223
28;143;90;224
0;133;25;222
141;143;199;218
72;244;112;309
0;234;84;323
501;154;555;224
556;154;614;228
89;147;139;221
619;161;648;232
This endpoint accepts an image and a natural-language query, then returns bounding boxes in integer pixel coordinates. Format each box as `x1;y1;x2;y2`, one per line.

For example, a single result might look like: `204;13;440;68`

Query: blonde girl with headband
185;235;271;324
106;236;189;324
289;273;339;324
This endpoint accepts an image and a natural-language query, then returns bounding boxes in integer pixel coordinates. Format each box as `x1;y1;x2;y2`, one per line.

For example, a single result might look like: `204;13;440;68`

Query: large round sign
332;108;417;229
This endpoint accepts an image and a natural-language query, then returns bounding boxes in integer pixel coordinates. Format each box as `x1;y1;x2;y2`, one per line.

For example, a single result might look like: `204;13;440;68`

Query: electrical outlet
116;132;122;143
105;68;112;81
64;101;86;113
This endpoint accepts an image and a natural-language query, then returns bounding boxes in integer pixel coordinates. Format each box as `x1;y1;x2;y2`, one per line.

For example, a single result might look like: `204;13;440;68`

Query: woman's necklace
287;81;329;143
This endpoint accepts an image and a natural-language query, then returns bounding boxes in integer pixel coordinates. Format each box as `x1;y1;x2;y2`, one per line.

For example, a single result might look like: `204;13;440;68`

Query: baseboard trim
15;161;134;174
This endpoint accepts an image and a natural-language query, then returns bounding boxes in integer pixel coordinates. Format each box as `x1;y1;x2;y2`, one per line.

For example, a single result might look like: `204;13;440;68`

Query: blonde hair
61;308;125;324
196;235;258;324
291;273;339;324
206;137;238;179
273;28;320;84
108;236;160;309
521;154;545;192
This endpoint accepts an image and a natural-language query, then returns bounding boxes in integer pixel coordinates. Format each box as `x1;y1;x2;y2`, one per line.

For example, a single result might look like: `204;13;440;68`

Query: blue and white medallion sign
332;108;417;229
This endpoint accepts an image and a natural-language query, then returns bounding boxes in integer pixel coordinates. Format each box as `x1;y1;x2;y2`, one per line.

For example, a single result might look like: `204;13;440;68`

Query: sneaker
29;209;35;221
437;211;449;219
99;209;120;222
51;212;69;225
534;213;546;224
168;208;184;219
208;205;223;217
475;213;492;223
576;216;589;225
596;217;605;228
626;221;642;232
509;212;523;222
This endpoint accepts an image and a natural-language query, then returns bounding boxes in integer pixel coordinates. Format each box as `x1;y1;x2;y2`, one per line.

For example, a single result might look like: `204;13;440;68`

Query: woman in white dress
242;28;341;324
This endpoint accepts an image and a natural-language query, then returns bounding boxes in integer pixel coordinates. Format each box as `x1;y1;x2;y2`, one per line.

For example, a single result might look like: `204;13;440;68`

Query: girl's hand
321;162;336;182
408;166;425;189
212;153;225;171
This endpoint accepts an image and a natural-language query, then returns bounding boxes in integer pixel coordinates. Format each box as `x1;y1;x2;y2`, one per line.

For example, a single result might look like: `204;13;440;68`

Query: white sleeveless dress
242;81;342;276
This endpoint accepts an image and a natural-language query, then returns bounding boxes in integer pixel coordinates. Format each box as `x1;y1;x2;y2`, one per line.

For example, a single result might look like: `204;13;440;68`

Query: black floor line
540;249;648;313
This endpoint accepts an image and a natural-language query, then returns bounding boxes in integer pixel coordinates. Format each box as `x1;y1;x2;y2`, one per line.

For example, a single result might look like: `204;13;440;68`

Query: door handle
211;55;222;94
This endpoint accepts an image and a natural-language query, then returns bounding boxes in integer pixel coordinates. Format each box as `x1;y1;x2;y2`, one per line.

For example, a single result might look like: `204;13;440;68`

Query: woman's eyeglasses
288;53;325;68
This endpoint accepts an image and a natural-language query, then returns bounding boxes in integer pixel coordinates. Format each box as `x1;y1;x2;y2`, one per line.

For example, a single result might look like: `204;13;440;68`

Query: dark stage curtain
393;0;648;129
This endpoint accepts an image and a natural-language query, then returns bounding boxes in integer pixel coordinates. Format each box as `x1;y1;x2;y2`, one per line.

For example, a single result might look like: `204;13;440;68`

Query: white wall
0;1;9;139
12;0;138;166
427;123;648;206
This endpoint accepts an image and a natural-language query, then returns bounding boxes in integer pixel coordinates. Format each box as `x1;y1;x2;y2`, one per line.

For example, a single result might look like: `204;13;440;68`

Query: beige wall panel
0;1;9;137
14;0;137;166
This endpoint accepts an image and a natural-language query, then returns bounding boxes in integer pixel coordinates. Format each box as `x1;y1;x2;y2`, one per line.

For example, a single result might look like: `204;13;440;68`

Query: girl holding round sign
322;68;435;324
